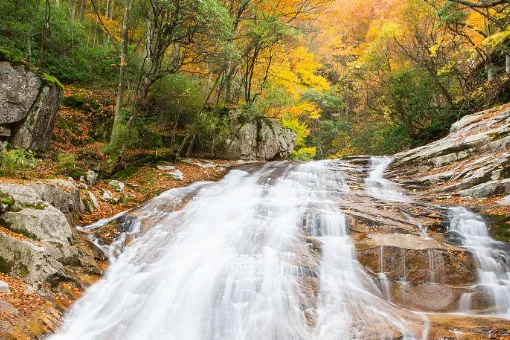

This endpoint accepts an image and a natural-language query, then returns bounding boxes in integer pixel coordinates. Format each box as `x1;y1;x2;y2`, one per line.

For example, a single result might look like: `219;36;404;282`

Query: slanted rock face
393;104;510;198
0;61;62;151
222;118;297;160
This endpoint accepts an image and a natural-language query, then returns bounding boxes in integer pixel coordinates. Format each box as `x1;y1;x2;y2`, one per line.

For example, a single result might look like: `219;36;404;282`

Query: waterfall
365;157;409;203
448;207;510;316
48;161;425;340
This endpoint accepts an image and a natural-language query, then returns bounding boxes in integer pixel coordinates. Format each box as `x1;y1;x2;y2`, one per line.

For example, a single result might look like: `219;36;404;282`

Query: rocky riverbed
1;103;509;339
0;159;233;339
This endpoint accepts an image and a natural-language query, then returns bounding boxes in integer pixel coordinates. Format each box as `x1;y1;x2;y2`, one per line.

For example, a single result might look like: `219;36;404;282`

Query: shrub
55;153;86;179
0;143;37;177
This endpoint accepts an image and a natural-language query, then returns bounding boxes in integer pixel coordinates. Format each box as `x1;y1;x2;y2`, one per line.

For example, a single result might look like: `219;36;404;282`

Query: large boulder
0;181;98;293
0;180;85;223
223;118;297;160
0;61;62;151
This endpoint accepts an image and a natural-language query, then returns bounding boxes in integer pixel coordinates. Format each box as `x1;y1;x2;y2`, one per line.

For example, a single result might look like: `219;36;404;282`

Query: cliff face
0;61;62;151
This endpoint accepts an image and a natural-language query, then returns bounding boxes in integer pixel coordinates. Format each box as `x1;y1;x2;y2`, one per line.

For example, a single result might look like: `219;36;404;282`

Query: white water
448;207;510;316
49;161;424;340
365;157;409;203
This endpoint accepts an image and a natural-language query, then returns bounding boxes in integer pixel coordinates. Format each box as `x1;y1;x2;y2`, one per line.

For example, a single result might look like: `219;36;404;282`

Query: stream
48;158;510;340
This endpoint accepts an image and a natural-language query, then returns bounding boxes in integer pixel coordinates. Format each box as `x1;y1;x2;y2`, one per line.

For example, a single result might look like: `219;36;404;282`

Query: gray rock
77;182;88;189
223;119;296;161
50;178;78;191
88;191;99;209
393;106;510;199
87;170;98;185
0;181;85;223
0;281;9;293
157;165;176;172
0;181;99;295
459;179;510;198
0;61;62;151
102;190;113;202
2;180;78;206
0;232;64;289
0;62;41;125
109;180;125;192
0;206;78;260
168;169;183;181
498;195;510;205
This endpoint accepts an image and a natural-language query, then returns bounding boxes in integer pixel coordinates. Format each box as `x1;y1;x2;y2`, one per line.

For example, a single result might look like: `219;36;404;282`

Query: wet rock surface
81;152;510;339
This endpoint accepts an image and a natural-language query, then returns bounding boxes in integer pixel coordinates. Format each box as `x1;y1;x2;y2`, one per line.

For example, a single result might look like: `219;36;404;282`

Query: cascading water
48;161;426;340
365;157;510;318
448;207;510;316
365;157;409;203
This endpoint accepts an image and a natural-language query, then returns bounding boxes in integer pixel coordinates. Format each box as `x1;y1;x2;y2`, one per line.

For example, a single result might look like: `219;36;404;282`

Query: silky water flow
48;158;510;339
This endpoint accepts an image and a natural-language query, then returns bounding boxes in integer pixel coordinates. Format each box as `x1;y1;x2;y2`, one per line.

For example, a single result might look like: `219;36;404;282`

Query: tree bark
109;0;132;158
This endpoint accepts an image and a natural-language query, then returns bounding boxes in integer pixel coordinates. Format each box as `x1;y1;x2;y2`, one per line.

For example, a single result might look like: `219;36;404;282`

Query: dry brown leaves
0;273;46;317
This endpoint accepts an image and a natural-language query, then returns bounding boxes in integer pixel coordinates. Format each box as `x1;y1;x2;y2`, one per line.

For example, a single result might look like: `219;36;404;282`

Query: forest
1;0;509;165
2;1;510;338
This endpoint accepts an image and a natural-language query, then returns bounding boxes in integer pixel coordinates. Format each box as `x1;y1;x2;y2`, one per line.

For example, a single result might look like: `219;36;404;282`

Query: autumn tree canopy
1;0;508;160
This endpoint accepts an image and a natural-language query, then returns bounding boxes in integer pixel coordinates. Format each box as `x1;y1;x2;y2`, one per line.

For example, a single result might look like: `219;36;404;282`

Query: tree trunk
506;55;510;74
487;63;494;81
105;0;110;18
80;0;86;20
109;0;131;153
110;115;133;174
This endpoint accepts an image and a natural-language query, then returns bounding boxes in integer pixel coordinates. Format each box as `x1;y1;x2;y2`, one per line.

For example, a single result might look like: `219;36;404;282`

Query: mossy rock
41;73;64;91
0;48;25;65
0;48;63;90
62;95;86;108
1;196;14;206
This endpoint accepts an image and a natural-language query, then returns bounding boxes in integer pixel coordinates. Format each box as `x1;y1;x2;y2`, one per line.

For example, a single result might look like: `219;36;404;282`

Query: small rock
86;170;98;185
101;190;113;202
79;175;85;182
157;165;176;172
109;180;125;192
126;183;139;188
168;169;184;181
77;182;88;189
0;280;9;293
88;191;99;209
